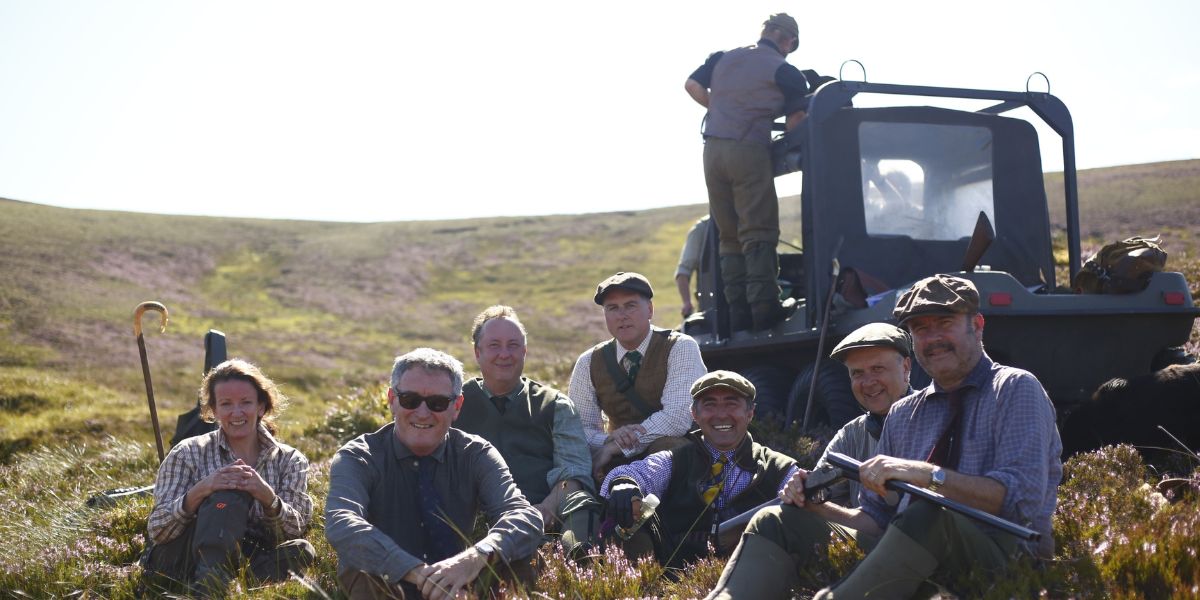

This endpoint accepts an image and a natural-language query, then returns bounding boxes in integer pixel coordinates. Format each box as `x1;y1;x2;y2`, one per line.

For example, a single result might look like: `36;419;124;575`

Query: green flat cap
594;272;654;305
830;322;911;362
893;274;980;324
690;370;756;401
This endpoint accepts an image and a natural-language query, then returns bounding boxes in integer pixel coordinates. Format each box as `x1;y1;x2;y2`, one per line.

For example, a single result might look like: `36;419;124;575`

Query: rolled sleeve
324;443;423;583
688;51;724;88
473;443;543;562
776;63;810;115
546;395;596;494
629;335;707;456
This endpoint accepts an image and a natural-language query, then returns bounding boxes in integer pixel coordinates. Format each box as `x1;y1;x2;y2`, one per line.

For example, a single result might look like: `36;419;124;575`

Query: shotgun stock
961;211;996;273
715;465;845;548
825;451;1040;542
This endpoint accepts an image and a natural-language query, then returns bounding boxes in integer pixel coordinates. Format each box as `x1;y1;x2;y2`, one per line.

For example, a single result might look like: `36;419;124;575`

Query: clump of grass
297;385;390;461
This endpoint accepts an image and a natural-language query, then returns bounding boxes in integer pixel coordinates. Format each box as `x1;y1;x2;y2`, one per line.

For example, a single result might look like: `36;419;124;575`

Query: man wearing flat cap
598;370;798;567
685;13;813;332
706;322;913;599
569;272;708;480
715;274;1061;599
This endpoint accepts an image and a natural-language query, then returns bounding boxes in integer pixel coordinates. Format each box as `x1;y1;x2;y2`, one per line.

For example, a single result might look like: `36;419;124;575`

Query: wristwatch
928;467;947;492
474;539;499;564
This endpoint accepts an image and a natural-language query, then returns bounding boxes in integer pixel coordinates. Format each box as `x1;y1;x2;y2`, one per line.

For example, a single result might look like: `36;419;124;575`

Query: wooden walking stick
134;301;169;463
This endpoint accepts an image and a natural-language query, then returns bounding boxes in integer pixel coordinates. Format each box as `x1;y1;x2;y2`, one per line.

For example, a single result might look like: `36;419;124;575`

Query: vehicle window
859;122;995;241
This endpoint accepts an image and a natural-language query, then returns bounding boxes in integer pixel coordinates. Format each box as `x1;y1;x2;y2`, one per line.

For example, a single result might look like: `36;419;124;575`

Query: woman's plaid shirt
147;423;313;545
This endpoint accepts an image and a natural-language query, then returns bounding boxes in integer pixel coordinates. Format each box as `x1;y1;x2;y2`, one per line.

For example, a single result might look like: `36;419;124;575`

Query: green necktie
701;455;728;505
624;350;642;382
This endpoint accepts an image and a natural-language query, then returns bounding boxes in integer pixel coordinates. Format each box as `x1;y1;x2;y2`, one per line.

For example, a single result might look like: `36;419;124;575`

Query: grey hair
470;305;528;347
390;347;465;397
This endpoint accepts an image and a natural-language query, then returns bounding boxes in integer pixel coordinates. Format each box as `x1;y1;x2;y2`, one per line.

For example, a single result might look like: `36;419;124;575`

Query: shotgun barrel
825;451;1040;542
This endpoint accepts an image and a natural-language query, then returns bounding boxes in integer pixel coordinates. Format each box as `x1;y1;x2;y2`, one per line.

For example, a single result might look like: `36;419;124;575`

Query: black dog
1060;362;1200;464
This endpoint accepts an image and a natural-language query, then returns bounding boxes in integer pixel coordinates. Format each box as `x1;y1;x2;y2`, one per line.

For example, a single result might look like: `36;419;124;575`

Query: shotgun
825;451;1040;542
715;464;845;548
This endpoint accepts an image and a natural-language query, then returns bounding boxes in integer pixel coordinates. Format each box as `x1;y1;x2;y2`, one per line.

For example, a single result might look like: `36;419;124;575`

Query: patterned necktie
490;395;508;415
926;387;968;468
417;456;459;562
623;350;642;382
701;454;728;506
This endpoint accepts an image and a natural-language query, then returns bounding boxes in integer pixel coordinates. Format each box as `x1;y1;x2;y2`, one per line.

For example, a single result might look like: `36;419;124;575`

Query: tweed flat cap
830;322;911;362
893;274;980;324
690;370;756;401
594;272;654;305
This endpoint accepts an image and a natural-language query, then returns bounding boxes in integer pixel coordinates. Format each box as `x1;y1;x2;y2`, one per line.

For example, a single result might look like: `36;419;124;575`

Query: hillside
1;159;1198;598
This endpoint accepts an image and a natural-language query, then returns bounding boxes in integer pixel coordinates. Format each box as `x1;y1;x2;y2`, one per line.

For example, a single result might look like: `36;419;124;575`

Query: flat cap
892;274;980;324
830;322;911;362
763;13;798;38
690;370;756;401
594;272;654;305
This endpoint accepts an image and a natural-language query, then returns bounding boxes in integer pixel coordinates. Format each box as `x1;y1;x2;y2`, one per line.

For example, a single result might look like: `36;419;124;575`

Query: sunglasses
392;389;455;412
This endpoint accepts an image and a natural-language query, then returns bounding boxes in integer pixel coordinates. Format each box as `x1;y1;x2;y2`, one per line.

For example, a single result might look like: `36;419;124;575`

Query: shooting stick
134;301;169;463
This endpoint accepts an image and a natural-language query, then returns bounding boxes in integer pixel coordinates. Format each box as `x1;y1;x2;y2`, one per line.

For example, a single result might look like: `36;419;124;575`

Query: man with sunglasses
456;306;602;557
326;348;542;600
598;370;798;568
568;272;708;480
685;13;810;332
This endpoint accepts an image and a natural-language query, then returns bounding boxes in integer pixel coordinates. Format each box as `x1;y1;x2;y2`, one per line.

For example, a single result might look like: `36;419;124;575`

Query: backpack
1072;236;1168;294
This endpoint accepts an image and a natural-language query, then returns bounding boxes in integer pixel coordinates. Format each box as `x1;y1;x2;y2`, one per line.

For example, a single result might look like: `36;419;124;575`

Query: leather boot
751;297;797;332
704;534;797;600
812;526;939;600
728;301;752;332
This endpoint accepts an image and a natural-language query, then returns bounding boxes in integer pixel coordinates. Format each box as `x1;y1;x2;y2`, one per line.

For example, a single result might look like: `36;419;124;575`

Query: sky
0;1;1196;223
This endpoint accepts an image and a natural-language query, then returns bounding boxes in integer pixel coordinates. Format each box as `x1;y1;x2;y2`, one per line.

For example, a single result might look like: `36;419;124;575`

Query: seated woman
144;359;315;592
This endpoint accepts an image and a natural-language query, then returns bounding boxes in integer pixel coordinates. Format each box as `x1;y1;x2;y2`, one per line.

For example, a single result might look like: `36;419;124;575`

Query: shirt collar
930;352;994;397
758;38;783;54
693;430;757;471
615;327;655;362
216;421;279;462
480;376;526;401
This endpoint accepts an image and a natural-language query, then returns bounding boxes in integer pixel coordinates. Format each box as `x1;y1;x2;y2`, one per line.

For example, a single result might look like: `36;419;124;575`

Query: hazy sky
1;1;1196;223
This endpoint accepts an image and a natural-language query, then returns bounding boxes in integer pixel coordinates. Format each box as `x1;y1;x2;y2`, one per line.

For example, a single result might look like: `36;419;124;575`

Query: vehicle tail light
988;292;1012;307
1163;292;1186;305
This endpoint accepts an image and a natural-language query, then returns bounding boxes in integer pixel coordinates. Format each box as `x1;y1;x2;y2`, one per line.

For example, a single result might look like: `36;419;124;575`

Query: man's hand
779;468;817;508
591;441;623;481
421;548;487;600
858;455;932;497
680;300;694;319
401;563;435;594
607;482;642;528
609;424;646;451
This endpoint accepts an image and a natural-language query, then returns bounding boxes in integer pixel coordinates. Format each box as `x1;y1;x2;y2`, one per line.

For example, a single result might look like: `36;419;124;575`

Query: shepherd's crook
134;301;169;462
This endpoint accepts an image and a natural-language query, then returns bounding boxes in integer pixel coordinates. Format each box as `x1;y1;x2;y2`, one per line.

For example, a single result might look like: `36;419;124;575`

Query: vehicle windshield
859;122;995;241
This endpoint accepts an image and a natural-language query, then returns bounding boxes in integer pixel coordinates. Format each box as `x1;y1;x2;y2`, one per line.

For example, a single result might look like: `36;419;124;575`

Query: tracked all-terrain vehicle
682;75;1199;431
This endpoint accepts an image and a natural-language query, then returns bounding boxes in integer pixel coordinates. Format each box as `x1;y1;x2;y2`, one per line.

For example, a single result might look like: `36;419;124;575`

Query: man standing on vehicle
709;275;1062;599
456;306;602;557
569;272;708;480
705;322;913;598
685;13;811;332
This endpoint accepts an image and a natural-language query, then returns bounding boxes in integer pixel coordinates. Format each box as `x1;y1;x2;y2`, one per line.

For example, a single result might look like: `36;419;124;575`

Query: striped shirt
569;328;707;456
861;354;1062;558
147;423;313;545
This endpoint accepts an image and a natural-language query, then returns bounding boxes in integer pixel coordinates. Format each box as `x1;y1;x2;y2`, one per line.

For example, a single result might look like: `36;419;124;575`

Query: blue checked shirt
861;354;1062;558
601;438;800;522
